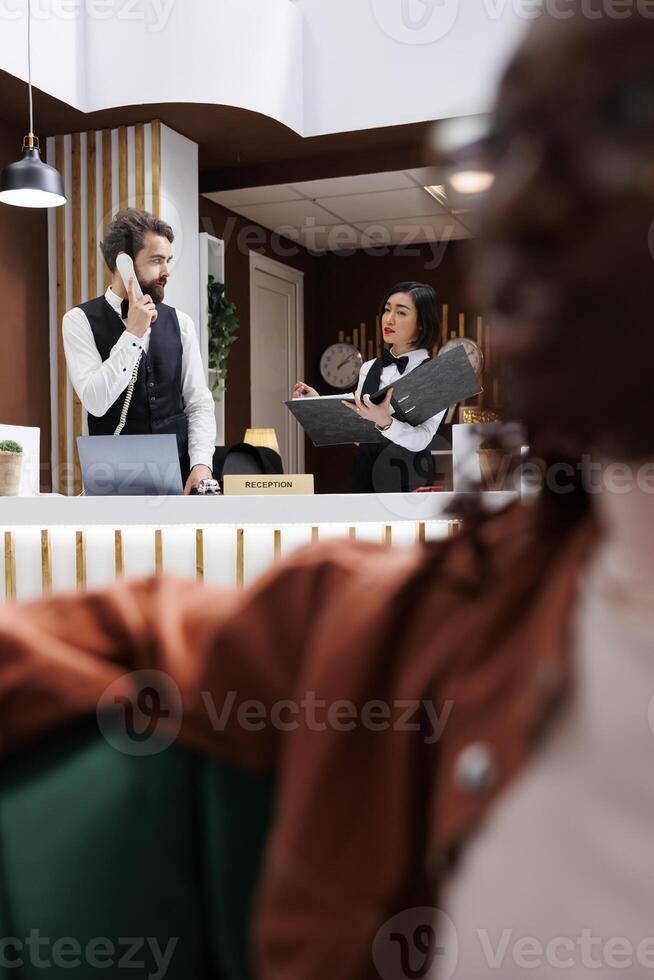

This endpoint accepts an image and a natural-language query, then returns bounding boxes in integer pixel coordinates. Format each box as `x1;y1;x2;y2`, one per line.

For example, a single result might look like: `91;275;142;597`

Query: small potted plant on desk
0;440;23;496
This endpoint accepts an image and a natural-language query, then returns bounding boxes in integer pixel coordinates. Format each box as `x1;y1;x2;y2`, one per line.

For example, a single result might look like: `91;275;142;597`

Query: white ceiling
203;168;474;255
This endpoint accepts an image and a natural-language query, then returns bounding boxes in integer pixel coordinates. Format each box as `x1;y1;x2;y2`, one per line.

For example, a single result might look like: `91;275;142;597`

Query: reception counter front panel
0;493;516;601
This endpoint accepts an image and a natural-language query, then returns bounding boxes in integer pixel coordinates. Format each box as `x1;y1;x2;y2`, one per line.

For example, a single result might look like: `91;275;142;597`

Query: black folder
286;346;482;447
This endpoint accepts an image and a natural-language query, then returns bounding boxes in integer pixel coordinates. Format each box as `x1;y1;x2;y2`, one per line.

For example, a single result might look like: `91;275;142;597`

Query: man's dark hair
378;281;441;352
100;208;174;273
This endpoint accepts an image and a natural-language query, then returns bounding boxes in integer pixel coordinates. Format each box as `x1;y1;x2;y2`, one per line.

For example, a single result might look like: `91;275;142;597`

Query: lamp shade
0;142;66;209
243;428;281;455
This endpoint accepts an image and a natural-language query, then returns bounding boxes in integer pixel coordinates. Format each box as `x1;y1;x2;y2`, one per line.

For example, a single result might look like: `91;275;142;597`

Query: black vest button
150;396;156;402
148;381;155;388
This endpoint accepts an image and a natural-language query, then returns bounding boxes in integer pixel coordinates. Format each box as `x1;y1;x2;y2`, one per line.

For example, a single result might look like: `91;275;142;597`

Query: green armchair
0;721;274;980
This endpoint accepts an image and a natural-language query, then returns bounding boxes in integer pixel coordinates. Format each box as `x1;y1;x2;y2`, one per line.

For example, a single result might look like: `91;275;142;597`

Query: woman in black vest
293;282;444;493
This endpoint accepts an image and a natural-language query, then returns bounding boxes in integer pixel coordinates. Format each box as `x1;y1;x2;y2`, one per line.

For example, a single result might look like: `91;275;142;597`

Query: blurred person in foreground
2;3;654;979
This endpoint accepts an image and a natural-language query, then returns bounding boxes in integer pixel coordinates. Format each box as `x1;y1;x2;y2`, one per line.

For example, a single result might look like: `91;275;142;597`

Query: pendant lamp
0;0;66;209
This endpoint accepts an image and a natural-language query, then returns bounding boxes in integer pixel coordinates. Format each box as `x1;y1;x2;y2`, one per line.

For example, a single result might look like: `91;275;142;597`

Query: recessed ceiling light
449;170;495;195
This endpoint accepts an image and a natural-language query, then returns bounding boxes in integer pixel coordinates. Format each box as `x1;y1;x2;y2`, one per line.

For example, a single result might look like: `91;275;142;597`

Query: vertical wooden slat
151;119;161;217
71;133;83;495
135;123;145;210
102;129;112;290
76;531;86;591
195;529;204;582
55;135;68;495
360;322;367;358
114;529;124;576
118;126;128;210
41;530;52;594
416;522;426;545
338;330;345;343
384;525;392;547
448;521;461;539
87;132;97;297
311;526;319;544
459;312;465;338
273;529;282;562
348;527;356;540
441;303;449;347
236;528;244;587
4;532;16;600
154;529;163;574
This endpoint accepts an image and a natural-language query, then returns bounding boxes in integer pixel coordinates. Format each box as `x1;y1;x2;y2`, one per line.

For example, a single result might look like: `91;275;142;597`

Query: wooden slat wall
55;135;68;495
48;123;161;494
135;123;145;210
152;120;161;217
102;129;112;291
118;126;128;210
71;133;83;495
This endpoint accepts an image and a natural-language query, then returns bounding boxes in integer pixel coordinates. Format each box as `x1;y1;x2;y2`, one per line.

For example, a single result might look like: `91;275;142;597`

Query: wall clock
319;342;363;390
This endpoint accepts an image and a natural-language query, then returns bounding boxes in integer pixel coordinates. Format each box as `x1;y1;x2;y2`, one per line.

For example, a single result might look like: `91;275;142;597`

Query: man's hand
126;277;158;338
184;464;213;496
342;388;394;429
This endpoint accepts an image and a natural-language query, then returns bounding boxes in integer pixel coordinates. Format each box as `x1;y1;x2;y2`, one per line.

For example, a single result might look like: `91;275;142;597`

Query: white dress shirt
62;287;216;470
356;347;446;453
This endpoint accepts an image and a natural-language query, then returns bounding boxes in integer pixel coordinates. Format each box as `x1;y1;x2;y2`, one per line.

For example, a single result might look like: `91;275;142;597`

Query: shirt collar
105;286;125;315
390;346;429;363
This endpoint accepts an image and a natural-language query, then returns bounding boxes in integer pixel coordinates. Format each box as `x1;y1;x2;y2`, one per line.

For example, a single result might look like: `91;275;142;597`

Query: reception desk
0;492;517;601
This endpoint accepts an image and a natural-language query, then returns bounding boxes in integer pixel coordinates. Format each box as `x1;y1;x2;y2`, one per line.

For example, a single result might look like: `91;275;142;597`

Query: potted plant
207;277;239;403
0;440;23;496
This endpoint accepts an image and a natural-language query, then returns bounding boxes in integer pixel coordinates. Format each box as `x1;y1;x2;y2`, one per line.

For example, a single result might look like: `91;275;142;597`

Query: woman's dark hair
378;281;441;352
100;208;174;273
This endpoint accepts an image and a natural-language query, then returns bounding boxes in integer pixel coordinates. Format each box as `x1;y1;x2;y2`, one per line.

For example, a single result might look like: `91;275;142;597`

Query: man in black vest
63;208;216;494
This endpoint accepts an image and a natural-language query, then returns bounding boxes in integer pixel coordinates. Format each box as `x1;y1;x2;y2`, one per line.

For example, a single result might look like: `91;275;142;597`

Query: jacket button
454;742;497;793
148;381;155;388
150;396;156;403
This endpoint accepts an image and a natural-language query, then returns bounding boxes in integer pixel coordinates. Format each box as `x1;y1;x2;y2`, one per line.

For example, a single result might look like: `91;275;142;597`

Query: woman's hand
342;389;394;428
292;381;319;399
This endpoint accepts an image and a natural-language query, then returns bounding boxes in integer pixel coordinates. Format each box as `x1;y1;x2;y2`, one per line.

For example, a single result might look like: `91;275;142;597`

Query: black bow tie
120;299;130;320
381;347;409;375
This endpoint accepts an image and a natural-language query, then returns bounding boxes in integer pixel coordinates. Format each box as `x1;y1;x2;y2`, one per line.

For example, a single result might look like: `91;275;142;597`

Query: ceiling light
0;0;66;209
448;170;495;195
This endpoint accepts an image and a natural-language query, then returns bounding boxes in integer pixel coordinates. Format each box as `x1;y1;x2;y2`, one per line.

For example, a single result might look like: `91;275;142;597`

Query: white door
250;254;304;473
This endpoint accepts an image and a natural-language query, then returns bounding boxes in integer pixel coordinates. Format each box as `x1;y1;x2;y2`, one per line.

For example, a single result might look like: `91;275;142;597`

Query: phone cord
114;351;143;436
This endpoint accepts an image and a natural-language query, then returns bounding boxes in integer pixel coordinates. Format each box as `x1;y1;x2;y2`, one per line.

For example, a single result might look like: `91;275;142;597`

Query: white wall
0;3;84;111
160;123;200;333
1;0;529;138
298;0;530;135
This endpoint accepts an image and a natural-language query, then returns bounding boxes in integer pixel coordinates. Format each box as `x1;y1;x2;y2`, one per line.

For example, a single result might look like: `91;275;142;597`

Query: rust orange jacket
0;501;597;980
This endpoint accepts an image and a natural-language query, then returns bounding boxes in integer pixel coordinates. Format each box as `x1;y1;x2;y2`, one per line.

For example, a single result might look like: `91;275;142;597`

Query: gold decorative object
243;428;280;455
4;531;16;600
236;528;244;587
41;530;52;593
196;529;204;582
460;407;500;425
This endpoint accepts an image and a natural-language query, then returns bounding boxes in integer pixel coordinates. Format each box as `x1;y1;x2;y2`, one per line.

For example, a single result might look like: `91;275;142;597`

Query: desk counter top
0;492;518;527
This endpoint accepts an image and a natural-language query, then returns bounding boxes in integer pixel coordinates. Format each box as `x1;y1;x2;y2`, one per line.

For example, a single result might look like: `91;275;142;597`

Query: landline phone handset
114;252;144;436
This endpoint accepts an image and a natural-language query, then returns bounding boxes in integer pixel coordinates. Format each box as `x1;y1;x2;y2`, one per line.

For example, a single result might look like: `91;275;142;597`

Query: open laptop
77;434;184;496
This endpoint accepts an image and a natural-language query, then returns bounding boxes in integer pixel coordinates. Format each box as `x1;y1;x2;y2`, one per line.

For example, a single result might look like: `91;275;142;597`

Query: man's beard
139;277;166;305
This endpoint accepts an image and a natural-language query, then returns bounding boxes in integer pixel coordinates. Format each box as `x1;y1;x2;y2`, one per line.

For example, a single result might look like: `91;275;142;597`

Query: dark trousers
352;443;434;494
